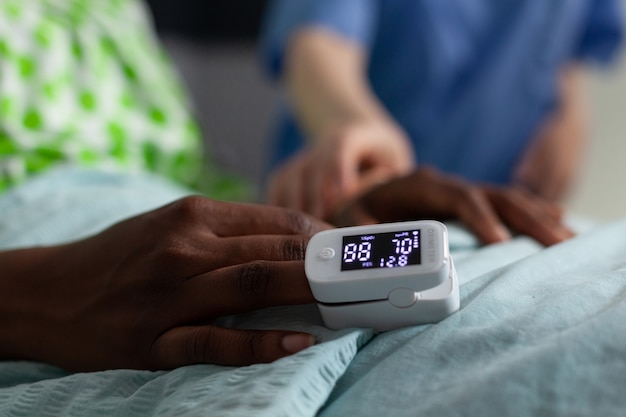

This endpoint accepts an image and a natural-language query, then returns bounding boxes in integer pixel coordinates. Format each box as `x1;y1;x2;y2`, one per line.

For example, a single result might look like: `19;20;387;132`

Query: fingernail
496;226;511;241
558;228;575;241
281;334;315;353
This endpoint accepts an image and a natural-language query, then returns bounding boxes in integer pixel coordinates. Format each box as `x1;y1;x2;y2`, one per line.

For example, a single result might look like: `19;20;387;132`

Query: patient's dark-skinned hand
0;197;329;372
334;167;575;246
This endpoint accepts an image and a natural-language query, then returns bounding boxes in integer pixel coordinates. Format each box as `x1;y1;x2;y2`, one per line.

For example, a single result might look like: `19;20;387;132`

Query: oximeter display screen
341;229;421;271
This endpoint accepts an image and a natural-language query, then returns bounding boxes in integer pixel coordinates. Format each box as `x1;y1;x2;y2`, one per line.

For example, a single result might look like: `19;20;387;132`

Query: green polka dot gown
0;0;204;192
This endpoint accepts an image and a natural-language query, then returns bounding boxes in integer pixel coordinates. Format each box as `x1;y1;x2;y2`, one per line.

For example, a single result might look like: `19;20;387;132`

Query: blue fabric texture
260;0;624;184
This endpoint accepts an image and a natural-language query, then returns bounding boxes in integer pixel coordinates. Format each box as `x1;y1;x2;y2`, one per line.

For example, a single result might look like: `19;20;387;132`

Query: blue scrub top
260;0;623;184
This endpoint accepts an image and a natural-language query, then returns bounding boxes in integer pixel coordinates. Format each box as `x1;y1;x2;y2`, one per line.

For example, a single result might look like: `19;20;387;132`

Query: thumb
151;326;316;368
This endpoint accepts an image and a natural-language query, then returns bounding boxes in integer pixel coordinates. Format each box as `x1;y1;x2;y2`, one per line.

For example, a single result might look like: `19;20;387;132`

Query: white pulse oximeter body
305;220;460;332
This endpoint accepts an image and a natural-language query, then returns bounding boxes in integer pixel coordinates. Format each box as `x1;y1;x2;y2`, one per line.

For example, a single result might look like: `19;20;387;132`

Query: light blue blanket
1;168;625;416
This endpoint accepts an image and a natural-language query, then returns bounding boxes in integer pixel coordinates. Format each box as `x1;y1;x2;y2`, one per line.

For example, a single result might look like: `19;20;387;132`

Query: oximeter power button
317;248;336;260
388;288;418;308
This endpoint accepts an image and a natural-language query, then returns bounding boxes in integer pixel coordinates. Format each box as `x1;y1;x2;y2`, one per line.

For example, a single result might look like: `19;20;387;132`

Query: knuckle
181;329;274;365
157;237;193;265
170;195;211;220
239;332;271;363
458;186;484;206
184;328;213;363
236;261;273;299
282;208;316;236
454;186;494;219
223;331;277;364
148;233;200;276
240;332;260;362
499;188;525;207
279;238;307;261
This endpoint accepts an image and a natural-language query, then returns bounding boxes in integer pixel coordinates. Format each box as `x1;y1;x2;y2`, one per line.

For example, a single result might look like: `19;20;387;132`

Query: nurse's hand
514;115;585;202
267;120;415;221
0;197;329;372
514;65;587;201
334;167;574;246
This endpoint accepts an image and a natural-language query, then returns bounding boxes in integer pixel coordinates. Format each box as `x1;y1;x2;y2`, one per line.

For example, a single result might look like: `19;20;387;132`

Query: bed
1;167;624;417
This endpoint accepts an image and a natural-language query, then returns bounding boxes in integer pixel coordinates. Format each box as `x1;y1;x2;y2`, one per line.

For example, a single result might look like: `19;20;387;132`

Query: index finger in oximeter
305;220;460;332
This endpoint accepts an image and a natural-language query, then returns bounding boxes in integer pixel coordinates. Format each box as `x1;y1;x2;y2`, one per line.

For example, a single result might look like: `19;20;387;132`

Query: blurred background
146;0;626;222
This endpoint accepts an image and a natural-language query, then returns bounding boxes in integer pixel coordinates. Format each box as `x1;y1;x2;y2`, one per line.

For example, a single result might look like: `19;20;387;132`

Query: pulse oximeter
305;220;460;332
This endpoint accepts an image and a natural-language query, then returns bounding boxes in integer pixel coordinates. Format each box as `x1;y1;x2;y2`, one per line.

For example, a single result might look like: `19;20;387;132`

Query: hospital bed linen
0;168;624;416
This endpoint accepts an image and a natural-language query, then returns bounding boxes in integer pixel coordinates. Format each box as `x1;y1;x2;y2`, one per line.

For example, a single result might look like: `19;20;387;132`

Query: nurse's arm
514;64;589;201
268;28;414;220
